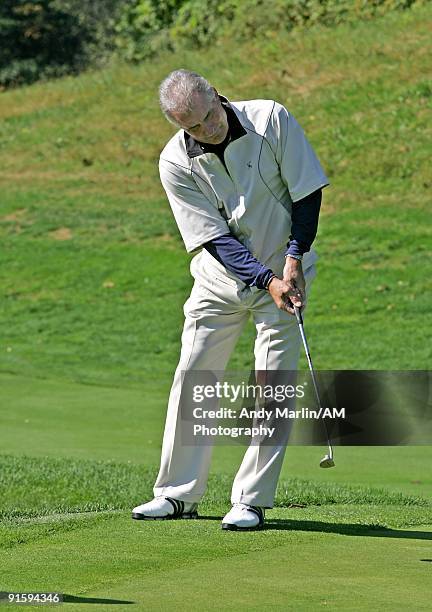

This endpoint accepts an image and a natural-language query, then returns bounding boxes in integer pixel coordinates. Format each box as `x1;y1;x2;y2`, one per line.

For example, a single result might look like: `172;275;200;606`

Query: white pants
153;250;317;508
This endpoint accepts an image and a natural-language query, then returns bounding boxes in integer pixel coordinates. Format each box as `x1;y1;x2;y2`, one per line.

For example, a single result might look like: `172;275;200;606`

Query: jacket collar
184;95;247;159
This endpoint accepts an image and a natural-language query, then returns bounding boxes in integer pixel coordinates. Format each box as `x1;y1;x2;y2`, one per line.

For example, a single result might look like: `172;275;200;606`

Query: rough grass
1;455;430;530
1;452;430;563
4;450;431;560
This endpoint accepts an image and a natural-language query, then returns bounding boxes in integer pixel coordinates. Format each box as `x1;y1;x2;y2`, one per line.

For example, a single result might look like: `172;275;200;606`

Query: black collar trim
184;95;247;159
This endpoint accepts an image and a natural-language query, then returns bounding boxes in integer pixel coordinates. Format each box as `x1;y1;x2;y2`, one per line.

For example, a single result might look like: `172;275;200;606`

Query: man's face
170;89;229;145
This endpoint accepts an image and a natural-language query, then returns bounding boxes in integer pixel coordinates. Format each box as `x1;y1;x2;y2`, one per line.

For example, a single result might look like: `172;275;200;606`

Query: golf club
293;305;335;468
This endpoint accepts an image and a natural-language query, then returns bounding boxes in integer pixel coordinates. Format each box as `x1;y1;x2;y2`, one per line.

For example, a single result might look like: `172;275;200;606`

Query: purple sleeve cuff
203;234;275;290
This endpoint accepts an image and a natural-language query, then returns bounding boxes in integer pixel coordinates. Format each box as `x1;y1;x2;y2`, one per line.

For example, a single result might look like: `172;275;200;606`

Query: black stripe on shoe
248;506;265;527
132;498;199;521
165;497;182;518
165;497;198;519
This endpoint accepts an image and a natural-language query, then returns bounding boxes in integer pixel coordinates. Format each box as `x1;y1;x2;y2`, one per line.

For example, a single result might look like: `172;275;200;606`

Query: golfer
132;69;329;530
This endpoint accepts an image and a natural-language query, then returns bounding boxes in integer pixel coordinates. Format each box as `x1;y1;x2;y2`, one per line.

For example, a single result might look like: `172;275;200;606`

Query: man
132;69;329;530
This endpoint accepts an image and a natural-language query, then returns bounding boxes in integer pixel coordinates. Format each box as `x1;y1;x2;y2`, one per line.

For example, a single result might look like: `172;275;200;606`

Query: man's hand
268;257;305;314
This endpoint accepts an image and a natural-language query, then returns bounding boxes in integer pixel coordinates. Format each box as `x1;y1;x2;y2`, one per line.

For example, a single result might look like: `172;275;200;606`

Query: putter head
319;454;335;469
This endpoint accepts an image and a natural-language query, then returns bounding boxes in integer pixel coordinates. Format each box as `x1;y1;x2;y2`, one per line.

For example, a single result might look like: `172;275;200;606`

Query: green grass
1;509;432;610
1;451;432;609
0;5;431;384
1;454;429;524
0;4;431;609
1;373;432;608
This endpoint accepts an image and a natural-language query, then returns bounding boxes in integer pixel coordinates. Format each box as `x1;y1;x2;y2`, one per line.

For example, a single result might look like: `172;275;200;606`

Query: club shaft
294;307;333;458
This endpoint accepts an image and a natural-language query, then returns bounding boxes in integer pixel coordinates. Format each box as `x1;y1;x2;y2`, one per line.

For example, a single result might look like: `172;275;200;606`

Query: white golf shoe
132;496;198;520
221;503;265;531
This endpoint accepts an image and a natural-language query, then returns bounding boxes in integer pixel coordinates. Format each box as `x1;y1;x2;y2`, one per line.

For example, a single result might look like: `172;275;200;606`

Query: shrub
169;0;422;48
114;0;424;61
0;0;125;88
114;0;186;62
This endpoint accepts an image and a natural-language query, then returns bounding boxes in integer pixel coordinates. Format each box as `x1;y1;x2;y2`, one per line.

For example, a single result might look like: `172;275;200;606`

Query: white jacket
159;97;328;280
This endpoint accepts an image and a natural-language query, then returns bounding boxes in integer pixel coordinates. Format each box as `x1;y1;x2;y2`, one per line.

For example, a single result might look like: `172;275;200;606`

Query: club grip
294;305;303;325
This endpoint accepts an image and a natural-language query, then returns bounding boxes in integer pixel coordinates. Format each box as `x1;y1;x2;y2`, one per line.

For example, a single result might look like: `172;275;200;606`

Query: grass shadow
265;518;432;540
63;594;134;604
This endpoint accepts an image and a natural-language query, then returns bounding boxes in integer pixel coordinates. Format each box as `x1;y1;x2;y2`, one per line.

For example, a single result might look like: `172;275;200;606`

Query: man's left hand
282;256;306;311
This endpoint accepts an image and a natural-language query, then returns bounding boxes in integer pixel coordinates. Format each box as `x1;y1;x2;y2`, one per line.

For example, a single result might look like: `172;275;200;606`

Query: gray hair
159;69;215;124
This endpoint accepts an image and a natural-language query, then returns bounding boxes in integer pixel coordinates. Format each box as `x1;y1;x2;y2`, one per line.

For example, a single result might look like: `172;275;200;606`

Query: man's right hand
268;276;302;315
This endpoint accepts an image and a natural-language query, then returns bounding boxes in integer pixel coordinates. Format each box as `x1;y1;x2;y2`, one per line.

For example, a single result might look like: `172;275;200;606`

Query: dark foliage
0;0;125;88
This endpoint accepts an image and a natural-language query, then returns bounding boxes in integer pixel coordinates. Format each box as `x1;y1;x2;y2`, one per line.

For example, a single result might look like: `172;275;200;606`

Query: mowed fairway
1;4;431;610
1;430;432;609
